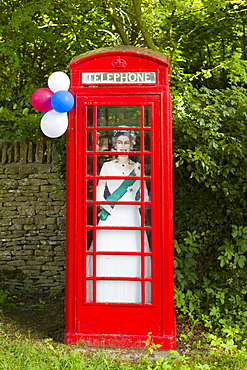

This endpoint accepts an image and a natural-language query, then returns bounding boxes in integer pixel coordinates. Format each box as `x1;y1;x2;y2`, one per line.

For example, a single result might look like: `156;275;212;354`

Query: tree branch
131;0;157;50
103;0;131;45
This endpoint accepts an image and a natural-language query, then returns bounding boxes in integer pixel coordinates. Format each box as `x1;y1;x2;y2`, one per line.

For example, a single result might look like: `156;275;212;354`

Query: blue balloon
51;90;74;113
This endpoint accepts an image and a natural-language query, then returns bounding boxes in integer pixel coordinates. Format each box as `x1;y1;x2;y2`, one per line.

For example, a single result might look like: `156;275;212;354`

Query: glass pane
96;255;141;277
87;180;93;201
144;106;150;127
145;180;151;201
145;282;152;304
144;205;151;226
87;130;93;151
87;204;93;226
97;204;141;223
97;106;140;127
87;106;94;127
97;154;141;176
95;229;141;252
86;255;93;276
87;155;93;176
86;280;93;302
144;130;151;152
95;129;140;153
87;229;93;250
144;155;151;176
142;184;150;202
144;230;151;252
145;256;152;278
96;131;109;151
96;281;142;303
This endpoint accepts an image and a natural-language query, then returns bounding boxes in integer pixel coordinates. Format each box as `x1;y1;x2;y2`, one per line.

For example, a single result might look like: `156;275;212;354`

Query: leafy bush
0;288;14;310
173;84;247;342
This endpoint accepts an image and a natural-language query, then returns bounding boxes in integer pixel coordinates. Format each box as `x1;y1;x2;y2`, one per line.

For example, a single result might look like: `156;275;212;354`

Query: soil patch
3;291;65;343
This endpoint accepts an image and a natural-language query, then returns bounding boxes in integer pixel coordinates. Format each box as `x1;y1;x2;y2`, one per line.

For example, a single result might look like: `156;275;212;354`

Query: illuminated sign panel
82;72;156;84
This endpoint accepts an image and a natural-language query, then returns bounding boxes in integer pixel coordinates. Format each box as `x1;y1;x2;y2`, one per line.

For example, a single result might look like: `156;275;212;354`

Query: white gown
87;161;151;304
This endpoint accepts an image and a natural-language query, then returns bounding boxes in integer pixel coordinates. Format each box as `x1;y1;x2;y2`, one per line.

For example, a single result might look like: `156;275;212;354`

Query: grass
0;291;247;369
1;333;247;370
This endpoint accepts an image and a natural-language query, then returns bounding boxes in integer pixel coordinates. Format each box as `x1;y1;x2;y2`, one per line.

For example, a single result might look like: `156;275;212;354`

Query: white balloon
48;71;70;92
41;110;68;138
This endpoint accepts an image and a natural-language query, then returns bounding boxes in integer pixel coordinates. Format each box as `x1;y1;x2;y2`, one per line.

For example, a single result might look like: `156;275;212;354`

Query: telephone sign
65;46;176;349
81;71;156;84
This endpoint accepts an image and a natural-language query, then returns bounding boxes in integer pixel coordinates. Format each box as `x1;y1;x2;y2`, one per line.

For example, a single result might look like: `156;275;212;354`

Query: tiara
113;129;135;137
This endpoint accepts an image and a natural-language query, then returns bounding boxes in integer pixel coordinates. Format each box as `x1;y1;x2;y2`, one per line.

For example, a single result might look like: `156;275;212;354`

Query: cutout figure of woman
88;129;151;303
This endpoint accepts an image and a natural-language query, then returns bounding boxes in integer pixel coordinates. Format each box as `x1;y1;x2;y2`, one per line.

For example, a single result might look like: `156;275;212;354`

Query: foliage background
1;0;247;343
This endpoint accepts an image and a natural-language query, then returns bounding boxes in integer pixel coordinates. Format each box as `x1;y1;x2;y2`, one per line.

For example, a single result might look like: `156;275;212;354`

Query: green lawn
0;292;247;369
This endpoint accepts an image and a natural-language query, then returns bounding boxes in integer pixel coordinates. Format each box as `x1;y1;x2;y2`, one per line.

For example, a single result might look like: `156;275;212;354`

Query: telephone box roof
69;46;169;68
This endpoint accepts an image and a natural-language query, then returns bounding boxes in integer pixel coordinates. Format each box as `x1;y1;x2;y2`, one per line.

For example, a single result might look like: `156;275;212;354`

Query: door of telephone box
66;94;174;344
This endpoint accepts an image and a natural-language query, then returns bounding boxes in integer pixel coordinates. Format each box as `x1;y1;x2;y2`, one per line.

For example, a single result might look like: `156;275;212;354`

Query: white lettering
128;73;137;82
82;73;89;83
114;73;120;82
145;73;152;82
150;72;156;82
82;72;156;84
120;73;128;82
95;73;102;82
137;73;144;82
107;73;114;82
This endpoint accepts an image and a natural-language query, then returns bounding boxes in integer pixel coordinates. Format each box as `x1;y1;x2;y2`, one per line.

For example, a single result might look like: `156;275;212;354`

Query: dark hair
112;129;136;148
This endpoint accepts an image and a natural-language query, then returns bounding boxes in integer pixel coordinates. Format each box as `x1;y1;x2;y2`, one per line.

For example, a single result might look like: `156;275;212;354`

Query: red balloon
30;88;54;112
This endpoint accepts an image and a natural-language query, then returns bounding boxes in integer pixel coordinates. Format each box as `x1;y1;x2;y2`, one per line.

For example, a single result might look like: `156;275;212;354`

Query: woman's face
115;135;131;153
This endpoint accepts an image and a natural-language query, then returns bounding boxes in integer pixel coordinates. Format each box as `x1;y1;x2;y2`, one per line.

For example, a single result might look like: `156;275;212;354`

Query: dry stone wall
0;137;66;292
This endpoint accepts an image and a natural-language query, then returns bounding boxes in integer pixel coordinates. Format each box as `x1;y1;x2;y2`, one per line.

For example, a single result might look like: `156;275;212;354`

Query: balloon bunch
31;72;74;138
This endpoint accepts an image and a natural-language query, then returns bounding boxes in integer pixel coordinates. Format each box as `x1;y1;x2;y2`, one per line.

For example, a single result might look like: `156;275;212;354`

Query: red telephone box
65;46;175;349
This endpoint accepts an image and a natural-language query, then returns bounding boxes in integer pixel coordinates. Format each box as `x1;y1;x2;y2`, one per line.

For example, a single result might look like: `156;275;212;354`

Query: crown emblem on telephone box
111;56;127;69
